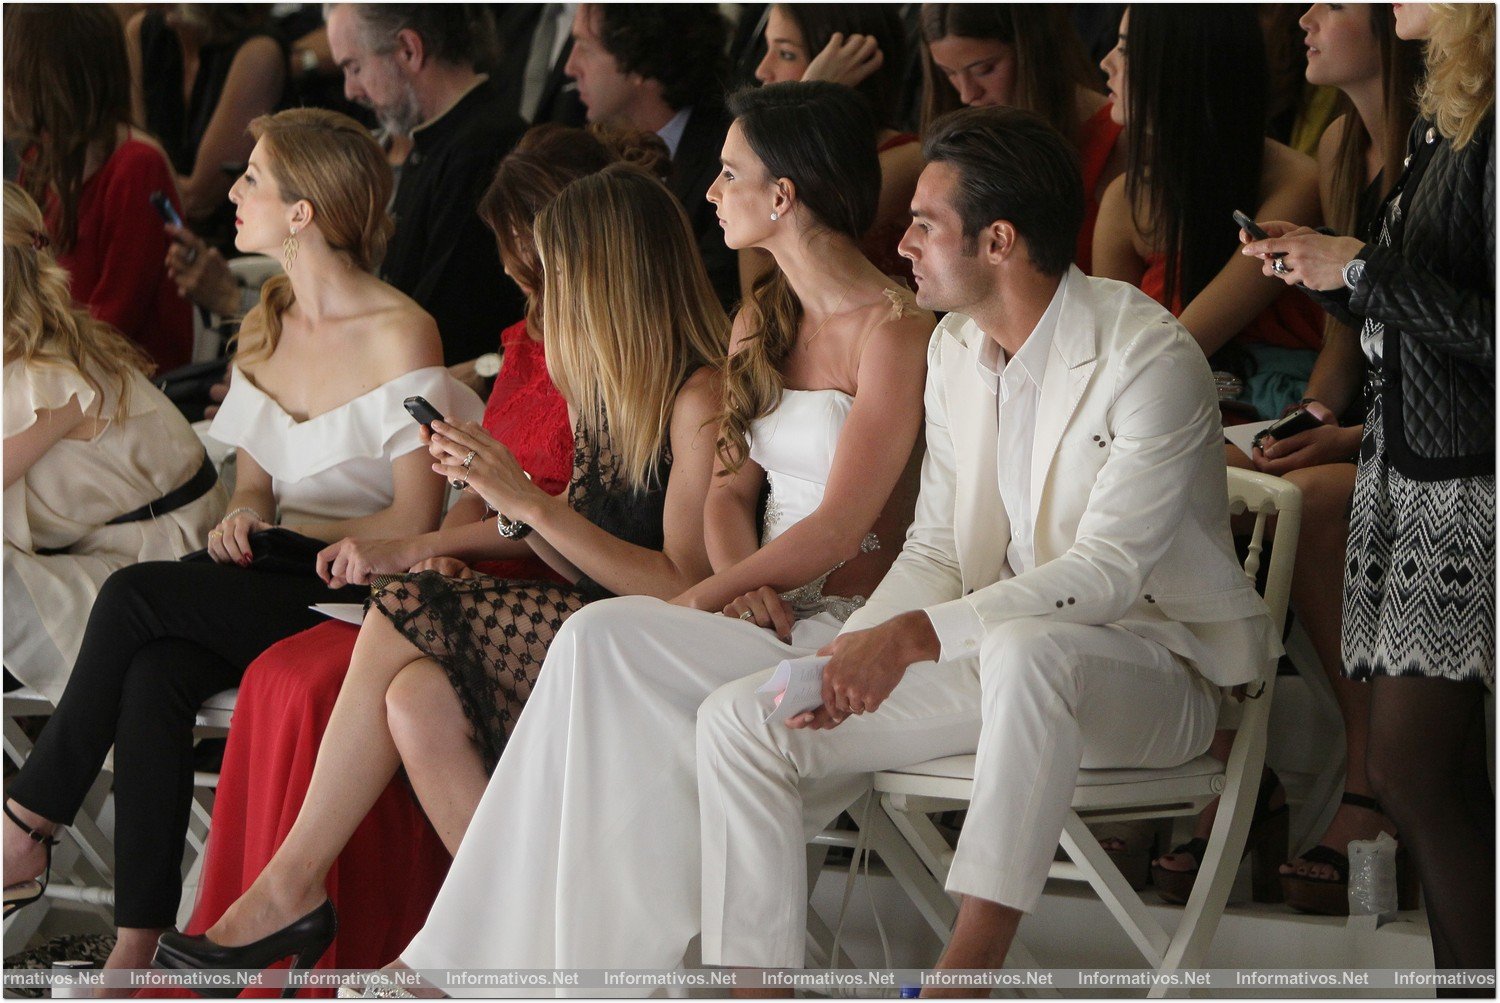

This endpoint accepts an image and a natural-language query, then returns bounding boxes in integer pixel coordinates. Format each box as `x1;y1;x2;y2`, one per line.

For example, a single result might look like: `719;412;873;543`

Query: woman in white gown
389;80;936;994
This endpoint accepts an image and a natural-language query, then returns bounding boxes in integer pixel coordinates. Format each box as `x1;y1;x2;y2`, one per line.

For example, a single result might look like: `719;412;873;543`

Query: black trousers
8;560;363;928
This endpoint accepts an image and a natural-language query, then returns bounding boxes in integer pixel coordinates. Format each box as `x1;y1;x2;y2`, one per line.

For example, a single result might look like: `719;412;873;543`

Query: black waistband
106;453;219;526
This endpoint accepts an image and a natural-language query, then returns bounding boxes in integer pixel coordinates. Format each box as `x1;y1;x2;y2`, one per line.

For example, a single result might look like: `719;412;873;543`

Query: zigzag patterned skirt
1342;383;1495;682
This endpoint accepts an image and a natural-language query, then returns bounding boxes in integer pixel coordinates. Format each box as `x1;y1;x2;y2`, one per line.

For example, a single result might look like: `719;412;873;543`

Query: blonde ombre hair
535;164;727;493
3;181;152;413
1419;4;1495;149
234;109;394;365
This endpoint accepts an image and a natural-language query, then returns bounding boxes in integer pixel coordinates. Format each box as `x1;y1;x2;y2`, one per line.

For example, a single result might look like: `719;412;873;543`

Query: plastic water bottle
1347;831;1399;916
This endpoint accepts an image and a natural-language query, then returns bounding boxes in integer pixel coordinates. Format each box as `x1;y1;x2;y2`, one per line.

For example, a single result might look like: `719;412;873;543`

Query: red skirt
168;620;451;997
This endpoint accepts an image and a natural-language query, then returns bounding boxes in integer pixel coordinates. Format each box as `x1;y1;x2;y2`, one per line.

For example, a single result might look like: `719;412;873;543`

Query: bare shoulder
853;287;935;375
865;286;936;345
355;286;443;375
1316;114;1350;173
1262;138;1320;197
726;308;757;356
670;365;724;440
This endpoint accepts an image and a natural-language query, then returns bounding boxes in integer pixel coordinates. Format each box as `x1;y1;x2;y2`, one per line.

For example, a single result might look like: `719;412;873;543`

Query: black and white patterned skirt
1342;383;1496;682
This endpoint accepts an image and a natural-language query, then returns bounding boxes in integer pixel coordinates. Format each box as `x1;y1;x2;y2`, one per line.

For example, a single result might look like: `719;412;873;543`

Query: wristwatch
1342;258;1367;291
473;353;501;379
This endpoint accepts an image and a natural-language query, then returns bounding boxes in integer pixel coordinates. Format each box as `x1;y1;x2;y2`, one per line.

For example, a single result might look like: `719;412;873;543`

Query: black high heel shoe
153;900;337;999
3;802;60;917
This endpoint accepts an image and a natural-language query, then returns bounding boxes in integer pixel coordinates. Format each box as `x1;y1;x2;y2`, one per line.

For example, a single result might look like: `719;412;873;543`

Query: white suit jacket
844;269;1280;687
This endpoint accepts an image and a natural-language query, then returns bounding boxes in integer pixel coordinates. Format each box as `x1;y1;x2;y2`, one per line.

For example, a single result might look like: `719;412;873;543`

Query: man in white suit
694;107;1282;979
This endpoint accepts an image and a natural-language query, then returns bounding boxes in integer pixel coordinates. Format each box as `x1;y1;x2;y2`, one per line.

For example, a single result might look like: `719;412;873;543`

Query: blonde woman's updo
234;109;394;365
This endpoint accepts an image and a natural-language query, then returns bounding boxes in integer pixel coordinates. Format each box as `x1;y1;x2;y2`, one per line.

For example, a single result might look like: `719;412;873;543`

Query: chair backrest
1221;467;1303;758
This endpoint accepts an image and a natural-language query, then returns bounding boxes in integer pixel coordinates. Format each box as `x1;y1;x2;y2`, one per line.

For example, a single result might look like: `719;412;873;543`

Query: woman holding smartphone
1;108;481;970
1248;4;1422;914
155;161;728;976
168;125;669;972
1244;2;1493;969
377;79;928;989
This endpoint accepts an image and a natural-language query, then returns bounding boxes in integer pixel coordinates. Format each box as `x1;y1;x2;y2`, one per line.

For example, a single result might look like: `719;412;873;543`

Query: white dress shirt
925;273;1066;655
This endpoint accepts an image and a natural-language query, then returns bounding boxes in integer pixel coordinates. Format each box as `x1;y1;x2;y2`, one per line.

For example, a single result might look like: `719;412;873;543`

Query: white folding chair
854;468;1302;995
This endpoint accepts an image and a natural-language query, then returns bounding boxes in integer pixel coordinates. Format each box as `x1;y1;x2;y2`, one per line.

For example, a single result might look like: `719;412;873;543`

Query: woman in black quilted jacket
1244;1;1493;978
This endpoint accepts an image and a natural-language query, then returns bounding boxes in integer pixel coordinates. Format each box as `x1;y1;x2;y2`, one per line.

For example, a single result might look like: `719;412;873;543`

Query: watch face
1345;259;1366;289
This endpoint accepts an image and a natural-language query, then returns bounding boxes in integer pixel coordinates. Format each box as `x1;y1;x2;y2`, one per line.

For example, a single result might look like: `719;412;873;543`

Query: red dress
43;139;194;372
174;321;571;995
1075;103;1124;275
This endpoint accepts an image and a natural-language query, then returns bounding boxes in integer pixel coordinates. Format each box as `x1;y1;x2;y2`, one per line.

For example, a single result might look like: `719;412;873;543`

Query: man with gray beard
326;4;526;366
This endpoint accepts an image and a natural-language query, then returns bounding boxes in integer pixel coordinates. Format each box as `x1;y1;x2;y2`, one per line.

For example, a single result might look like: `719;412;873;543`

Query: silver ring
183;246;199;266
1271;258;1288;275
461;450;476;470
738;609;755;621
449;474;469;490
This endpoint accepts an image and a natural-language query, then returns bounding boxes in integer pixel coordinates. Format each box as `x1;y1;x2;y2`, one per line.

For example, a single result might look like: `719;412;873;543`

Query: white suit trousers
696;618;1221;968
400;595;843;997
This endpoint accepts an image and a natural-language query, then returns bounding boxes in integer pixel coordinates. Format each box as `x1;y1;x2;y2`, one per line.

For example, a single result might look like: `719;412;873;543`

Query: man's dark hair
922;105;1083;276
348;4;497;70
588;4;727;111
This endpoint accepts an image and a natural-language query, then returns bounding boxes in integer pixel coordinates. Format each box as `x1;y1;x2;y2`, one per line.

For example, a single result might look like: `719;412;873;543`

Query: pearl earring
769;211;779;222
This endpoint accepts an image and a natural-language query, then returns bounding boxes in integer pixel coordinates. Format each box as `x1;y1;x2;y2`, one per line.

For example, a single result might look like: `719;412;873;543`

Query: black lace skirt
370;571;591;771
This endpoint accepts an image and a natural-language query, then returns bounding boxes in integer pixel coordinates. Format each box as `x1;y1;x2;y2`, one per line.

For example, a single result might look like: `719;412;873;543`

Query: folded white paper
309;602;365;625
1222;418;1278;458
756;654;830;724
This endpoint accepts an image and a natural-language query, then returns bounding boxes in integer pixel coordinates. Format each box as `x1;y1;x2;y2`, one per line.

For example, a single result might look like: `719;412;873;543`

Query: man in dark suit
564;4;738;308
488;4;587;127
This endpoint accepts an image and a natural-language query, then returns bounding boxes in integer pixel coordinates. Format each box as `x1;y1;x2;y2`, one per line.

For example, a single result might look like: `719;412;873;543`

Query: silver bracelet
495;511;532;540
224;506;268;524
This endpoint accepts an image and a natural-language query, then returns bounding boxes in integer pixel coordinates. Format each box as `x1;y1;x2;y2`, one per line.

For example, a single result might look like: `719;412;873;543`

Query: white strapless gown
401;390;863;995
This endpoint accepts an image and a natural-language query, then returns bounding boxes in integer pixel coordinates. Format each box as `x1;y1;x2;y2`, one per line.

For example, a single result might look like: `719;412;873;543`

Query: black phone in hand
403;395;445;429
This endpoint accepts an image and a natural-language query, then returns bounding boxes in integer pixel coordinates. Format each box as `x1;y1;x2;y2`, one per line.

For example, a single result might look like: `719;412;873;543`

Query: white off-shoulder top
208;365;485;525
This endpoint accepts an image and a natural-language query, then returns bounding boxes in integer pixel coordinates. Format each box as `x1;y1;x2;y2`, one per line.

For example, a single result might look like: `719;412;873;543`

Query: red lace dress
174;321;571;993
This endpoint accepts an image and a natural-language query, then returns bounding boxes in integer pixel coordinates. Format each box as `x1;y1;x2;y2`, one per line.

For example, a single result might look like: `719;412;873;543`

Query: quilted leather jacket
1311;113;1494;481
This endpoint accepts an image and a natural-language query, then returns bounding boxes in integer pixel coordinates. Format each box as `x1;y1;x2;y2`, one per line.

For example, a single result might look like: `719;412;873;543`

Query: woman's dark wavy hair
1123;5;1267;310
717;81;879;474
774;5;908;129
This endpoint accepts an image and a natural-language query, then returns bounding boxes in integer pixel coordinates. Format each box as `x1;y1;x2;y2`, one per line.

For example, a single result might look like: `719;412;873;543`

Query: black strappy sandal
1280;792;1419;915
1152;768;1287;905
3;801;59;917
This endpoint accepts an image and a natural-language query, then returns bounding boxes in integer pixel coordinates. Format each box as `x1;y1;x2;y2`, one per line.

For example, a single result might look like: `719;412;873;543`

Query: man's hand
788;611;941;730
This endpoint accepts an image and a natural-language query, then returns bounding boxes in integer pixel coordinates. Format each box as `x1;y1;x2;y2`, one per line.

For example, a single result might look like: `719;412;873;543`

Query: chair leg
1059;813;1169;967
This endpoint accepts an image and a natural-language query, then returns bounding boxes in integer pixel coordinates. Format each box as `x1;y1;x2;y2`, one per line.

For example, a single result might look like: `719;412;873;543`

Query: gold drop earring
282;226;300;270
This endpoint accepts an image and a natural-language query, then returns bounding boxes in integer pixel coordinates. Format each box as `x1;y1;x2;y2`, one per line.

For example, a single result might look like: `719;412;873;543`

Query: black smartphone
1251;408;1323;450
1232;210;1286;258
403;395;445;429
149;190;184;229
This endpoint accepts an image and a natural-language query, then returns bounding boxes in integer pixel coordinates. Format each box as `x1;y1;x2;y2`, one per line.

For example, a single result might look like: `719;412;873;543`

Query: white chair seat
847;469;1303;995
